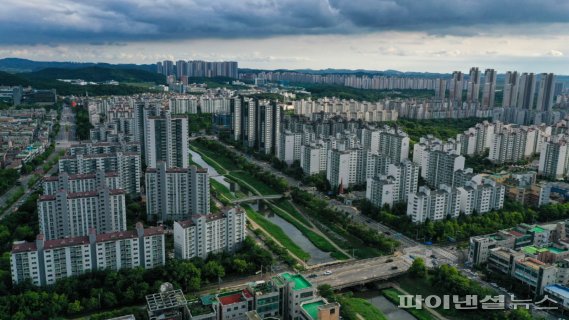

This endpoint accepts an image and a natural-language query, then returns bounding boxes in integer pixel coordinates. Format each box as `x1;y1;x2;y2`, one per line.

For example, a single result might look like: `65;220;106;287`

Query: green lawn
190;142;239;171
382;288;435;320
229;171;277;195
243;205;310;261
338;295;388;320
397;276;492;320
274;199;312;226
210;179;236;204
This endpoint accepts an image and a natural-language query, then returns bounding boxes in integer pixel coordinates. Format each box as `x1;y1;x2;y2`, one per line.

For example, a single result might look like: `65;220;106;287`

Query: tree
203;260;225;281
317;284;336;302
508;308;532;320
67;300;83;314
233;258;248;274
408;258;427;278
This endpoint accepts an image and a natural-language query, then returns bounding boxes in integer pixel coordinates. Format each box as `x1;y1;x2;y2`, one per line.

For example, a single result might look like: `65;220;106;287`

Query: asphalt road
304;255;411;289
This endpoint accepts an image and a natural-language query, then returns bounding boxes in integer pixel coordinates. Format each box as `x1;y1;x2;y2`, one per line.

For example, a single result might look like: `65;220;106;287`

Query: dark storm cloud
0;0;567;44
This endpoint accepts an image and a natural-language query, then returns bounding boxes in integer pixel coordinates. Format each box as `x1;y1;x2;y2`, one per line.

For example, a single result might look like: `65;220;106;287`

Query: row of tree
360;198;569;244
291;188;398;255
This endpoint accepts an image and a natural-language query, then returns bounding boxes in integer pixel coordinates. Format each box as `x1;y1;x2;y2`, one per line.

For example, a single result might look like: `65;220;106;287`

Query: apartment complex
58;152;141;195
10;223;165;286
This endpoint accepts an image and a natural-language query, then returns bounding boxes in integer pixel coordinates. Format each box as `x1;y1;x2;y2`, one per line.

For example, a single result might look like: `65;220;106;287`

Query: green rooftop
530;226;545;233
281;273;312;290
548;247;566;254
522;246;548;255
302;300;325;319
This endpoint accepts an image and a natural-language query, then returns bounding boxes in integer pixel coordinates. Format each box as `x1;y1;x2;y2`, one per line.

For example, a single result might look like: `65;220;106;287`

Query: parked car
308;274;317;279
323;270;332;276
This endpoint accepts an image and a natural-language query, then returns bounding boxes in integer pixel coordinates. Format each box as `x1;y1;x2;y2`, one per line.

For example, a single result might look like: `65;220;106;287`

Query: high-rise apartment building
482;69;497;109
277;130;302;165
11;223;165;286
58;152;141;195
38;188;127;240
407;185;460;223
517;73;536;110
449;71;464;104
173;207;246;260
145;162;210;222
538;137;569;180
42;171;120;195
503;71;519;108
145;111;189;168
537;73;556;112
425;150;465;189
467;67;481;103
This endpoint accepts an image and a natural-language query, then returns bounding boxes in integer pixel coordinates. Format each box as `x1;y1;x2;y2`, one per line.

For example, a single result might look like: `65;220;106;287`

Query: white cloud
546;50;564;57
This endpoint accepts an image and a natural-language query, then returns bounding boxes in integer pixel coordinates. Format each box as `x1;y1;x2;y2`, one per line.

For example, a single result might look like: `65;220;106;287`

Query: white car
490;283;498;287
323;270;332;276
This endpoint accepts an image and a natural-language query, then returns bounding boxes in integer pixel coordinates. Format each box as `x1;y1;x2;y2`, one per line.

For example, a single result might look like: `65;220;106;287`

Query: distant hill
0;58;156;73
0;71;30;86
20;66;165;84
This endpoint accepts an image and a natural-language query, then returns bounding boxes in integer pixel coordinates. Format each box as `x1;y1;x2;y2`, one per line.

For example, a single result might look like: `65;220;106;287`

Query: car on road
323;270;332;276
490;283;498;287
308;274;317;278
390;266;398;270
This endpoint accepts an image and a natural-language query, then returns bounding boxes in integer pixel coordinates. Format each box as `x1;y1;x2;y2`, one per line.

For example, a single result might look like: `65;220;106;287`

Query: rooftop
545;284;569;298
301;300;325;320
146;289;187;312
188;301;216;317
281;273;312;290
217;289;252;305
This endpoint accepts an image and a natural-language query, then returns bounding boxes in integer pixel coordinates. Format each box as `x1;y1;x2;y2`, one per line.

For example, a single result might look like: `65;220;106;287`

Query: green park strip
210;179;236;202
337;295;388;320
227;171;278;196
382;288;436;320
268;202;349;260
190;142;237;172
273;199;312;226
242;204;311;262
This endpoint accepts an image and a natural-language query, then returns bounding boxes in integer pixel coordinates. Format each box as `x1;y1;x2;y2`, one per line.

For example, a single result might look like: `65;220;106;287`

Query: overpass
303;255;411;290
231;194;284;204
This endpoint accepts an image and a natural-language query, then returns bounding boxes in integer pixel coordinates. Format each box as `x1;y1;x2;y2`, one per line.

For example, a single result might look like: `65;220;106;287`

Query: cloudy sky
0;0;568;73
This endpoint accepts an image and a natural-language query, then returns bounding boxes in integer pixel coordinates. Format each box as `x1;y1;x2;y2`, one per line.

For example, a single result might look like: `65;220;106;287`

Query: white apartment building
407;185;460;223
10;223;165;286
43;171;120;195
366;176;395;208
425;150;465;189
378;129;410;163
300;143;328;176
539;137;569;180
38;188;126;240
145;162;210;222
173;207;246;259
488;125;537;164
387;160;420;203
58;152;141;195
68;141;141;156
277;130;302;165
457;178;505;215
145;111;189;168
